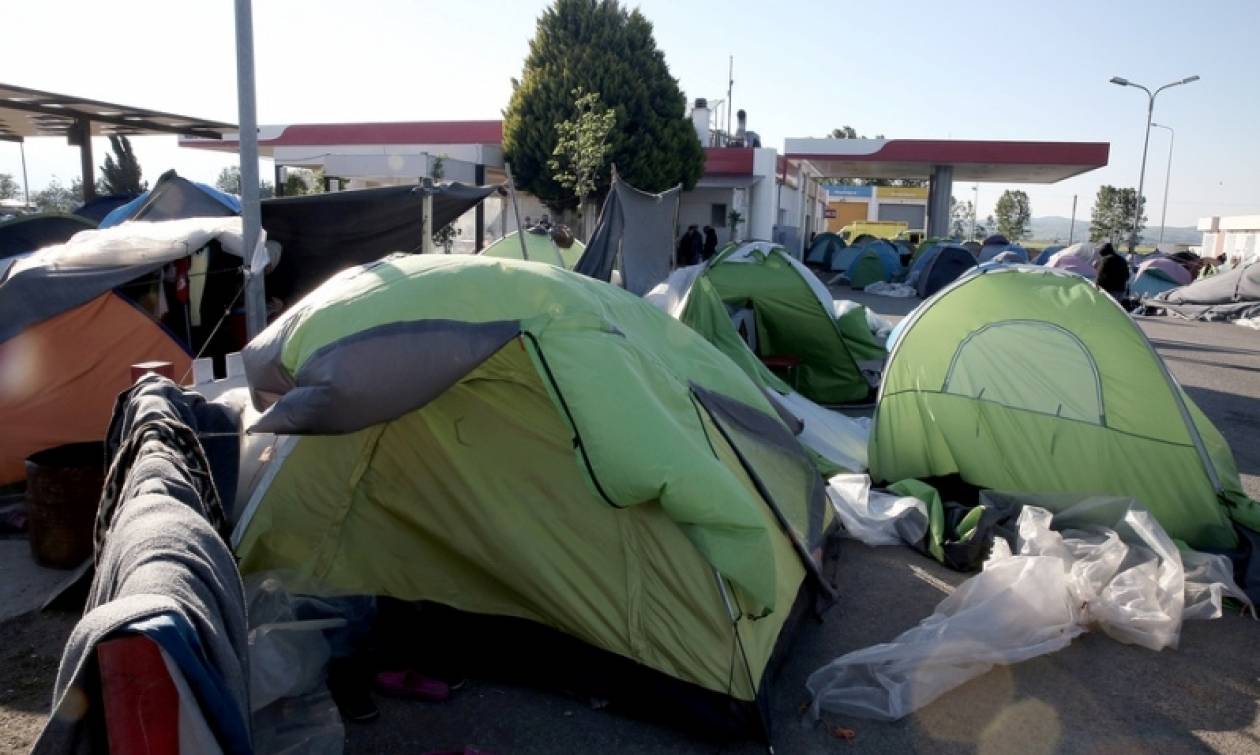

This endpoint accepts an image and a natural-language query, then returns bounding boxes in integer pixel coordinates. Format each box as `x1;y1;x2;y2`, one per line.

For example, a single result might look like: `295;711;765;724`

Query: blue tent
99;170;240;228
73;194;139;224
854;238;903;278
1132;268;1182;298
805;231;845;268
1034;245;1065;265
978;243;1028;264
912;244;976;298
0;213;96;259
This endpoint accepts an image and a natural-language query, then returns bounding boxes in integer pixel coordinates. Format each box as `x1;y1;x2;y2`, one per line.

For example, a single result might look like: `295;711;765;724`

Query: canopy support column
71;118;96;201
474;163;486;251
927;164;953;238
235;0;266;339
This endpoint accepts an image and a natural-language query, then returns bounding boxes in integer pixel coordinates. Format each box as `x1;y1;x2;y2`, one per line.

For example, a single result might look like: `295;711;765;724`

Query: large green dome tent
871;265;1260;550
235;254;838;737
699;241;885;405
480;227;585;268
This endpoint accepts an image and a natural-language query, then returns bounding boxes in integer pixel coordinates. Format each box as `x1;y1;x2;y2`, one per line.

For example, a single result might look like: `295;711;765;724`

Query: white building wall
678;188;736;245
1199;214;1260;265
748;149;778;242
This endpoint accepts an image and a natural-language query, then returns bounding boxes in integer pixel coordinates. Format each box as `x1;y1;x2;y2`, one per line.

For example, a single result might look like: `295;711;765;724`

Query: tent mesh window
942;320;1105;425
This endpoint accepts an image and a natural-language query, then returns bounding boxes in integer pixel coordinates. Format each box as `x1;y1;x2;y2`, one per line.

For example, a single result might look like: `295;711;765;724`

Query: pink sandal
373;670;451;701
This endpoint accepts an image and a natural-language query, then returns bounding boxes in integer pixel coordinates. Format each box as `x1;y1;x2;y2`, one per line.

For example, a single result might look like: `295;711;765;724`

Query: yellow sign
875;187;928;200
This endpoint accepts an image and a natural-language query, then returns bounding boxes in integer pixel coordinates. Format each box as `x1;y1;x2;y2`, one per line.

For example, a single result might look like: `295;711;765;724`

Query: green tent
845;247;888;289
481;228;585;268
696;241;885;405
235;253;835;735
871;265;1260;549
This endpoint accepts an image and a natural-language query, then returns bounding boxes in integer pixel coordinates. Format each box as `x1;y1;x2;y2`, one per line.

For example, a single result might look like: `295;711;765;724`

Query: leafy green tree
548;88;616;219
99;136;147;194
429;155;462;251
1089;185;1146;246
994;189;1031;240
0;173;19;200
215;165;274;198
950;197;976;239
32;178;80;213
503;0;703;210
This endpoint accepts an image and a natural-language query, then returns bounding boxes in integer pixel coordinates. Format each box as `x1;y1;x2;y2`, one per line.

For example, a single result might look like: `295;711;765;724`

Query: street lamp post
1108;74;1199;253
1150;122;1174;249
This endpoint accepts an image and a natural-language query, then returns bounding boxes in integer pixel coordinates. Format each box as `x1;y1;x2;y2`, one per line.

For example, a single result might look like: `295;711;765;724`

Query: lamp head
1181;75;1200;84
1109;76;1130;86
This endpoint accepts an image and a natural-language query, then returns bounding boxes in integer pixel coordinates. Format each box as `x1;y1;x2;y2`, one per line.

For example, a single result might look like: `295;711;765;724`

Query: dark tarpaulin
575;175;679;295
261;183;497;302
1149;259;1260;321
0;213;95;259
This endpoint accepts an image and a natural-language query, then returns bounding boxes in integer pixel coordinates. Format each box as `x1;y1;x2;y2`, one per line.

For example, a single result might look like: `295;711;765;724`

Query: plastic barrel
25;442;105;568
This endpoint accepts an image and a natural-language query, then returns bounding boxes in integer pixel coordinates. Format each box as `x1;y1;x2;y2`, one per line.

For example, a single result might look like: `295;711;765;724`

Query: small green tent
481;228;584;268
871;265;1260;549
236;254;836;736
696;241;885;405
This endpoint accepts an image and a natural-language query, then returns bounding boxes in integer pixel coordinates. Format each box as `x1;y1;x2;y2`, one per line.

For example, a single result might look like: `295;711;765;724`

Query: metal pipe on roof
235;0;266;339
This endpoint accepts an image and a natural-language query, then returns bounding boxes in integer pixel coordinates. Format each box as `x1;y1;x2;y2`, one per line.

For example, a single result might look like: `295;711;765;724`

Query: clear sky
4;0;1257;226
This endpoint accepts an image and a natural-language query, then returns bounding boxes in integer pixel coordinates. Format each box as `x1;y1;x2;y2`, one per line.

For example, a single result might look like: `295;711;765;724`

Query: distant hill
1026;216;1201;246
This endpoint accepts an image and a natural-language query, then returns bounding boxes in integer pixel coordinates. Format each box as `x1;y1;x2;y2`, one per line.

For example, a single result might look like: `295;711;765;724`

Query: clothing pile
35;374;249;754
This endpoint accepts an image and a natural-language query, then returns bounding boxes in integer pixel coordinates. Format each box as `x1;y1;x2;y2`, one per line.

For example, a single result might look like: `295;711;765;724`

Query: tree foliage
503;0;704;209
429;155;462;251
0;173;19;200
548;88;616;208
994;189;1031;240
99;136;147;194
950;198;977;239
32;177;80;213
1089;185;1147;246
214;166;274;198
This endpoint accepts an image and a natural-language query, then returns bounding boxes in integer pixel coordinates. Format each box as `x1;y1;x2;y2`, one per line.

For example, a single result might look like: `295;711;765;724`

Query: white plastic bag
825;474;927;547
808;500;1253;721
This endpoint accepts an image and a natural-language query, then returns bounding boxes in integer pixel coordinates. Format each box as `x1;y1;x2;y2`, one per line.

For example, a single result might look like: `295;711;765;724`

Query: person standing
677;225;702;266
1096;243;1130;304
702;226;718;261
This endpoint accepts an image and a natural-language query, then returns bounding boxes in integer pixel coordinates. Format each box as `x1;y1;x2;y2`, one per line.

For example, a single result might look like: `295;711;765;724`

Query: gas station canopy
0;82;235;199
784;137;1110;236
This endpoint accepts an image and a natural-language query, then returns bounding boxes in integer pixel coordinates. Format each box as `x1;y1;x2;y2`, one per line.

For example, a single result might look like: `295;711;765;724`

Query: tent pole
73;118;96;201
235;0;266;340
505;162;529;261
19;141;30;205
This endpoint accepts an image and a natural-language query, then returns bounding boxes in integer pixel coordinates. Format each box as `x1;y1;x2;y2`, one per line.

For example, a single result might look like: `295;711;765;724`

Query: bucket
25;442;105;568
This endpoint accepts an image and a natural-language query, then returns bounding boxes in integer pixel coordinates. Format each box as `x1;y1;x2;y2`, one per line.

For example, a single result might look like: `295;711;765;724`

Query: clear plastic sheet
808;500;1254;721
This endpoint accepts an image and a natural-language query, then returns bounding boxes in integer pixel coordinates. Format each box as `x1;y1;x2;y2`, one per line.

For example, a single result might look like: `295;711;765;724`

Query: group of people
676;225;719;267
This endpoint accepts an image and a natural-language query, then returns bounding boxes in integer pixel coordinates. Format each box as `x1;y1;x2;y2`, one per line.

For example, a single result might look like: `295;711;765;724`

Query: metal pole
726;55;733;143
969;184;977;240
1152;123;1174;248
19;141;29;205
74;118;96;202
235;0;266;339
1129;91;1154;253
504;162;529;261
1068;194;1077;244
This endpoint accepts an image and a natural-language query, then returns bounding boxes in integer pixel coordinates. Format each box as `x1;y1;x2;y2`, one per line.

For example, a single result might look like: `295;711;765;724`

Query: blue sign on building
824;185;873;198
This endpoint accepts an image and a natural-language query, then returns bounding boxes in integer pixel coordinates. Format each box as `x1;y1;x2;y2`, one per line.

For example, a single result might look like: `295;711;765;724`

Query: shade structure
871;265;1260;550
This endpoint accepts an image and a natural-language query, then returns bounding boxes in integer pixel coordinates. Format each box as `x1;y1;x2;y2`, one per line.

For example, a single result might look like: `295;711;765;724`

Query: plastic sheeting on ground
862;281;917;298
807;498;1253;722
825;474;927;546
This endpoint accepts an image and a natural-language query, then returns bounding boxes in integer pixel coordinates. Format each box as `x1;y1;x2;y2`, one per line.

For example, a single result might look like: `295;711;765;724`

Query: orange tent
0;292;191;484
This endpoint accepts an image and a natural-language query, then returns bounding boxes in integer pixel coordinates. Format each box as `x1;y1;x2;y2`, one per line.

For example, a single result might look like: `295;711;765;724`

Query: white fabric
832;300;894;341
807;500;1253;721
863;281;917;298
644;263;705;317
6;217;268;280
769;392;869;472
1234;316;1260;330
825;474;927;546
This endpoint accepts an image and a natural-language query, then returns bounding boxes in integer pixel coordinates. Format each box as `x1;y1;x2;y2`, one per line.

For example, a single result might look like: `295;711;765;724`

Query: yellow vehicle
839;220;908;242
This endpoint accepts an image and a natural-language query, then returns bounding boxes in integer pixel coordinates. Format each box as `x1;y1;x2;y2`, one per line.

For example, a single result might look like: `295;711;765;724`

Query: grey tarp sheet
1149;259;1260;321
575;176;679;295
34;375;249;754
